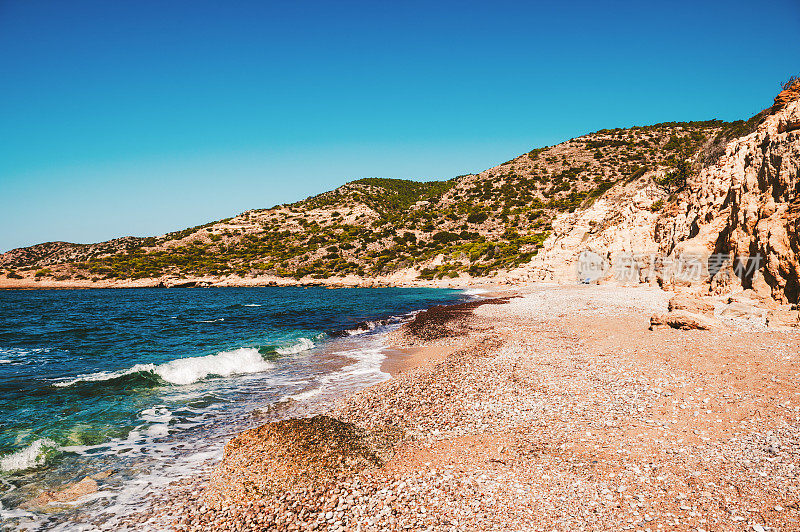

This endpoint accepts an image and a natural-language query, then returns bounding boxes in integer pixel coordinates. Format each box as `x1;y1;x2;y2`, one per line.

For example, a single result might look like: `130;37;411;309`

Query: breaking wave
330;315;407;337
275;337;315;355
54;348;274;388
0;438;59;472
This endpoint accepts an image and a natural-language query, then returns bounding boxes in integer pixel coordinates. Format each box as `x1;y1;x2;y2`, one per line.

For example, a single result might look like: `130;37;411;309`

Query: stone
772;79;800;113
668;295;715;315
727;292;758;305
719;301;766;320
766;308;799;328
649;310;719;331
751;274;773;300
27;476;99;507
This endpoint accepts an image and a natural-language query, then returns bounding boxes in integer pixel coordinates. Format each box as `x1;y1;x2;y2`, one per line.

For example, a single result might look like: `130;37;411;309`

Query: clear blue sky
1;0;798;252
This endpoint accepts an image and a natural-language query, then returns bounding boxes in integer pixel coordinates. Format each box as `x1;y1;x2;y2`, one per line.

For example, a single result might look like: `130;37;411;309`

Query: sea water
0;286;464;530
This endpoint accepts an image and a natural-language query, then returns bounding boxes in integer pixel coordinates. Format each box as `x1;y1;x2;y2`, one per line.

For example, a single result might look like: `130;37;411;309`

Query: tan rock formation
660;85;800;303
514;179;667;284
649;310;719;331
512;84;799;310
772;79;800;113
668;295;715;315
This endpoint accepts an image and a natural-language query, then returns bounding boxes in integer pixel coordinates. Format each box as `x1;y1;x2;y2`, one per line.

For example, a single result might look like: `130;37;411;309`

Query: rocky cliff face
512;176;668;284
511;84;799;305
660;83;800;303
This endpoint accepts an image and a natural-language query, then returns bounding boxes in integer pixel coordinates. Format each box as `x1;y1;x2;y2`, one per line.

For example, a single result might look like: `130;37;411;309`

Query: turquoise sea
0;287;466;530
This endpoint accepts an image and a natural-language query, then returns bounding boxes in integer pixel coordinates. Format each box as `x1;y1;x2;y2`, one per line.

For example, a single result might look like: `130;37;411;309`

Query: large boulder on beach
649;310;719;331
719;301;766;320
766;307;800;328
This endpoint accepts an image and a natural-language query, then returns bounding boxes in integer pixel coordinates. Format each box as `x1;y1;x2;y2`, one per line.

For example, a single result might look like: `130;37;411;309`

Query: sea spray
154;347;272;385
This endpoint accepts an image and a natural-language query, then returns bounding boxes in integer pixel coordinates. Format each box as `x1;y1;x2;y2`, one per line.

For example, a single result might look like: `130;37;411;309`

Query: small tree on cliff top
781;75;800;91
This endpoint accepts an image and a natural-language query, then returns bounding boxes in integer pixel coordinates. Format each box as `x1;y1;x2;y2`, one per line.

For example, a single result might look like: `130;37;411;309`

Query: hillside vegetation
1;119;736;283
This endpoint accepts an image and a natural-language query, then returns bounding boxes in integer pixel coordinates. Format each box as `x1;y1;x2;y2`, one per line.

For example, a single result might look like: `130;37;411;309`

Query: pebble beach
138;285;799;531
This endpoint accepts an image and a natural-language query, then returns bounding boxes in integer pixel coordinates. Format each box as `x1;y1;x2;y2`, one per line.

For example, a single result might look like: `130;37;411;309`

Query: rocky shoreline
114;285;800;531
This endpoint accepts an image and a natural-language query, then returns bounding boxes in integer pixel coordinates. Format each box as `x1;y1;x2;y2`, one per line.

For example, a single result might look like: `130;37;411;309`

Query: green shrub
656;155;691;192
432;231;461;244
5;115;745;283
467;212;488;224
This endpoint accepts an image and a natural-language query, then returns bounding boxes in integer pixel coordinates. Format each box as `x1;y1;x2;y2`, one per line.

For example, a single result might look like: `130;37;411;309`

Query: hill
1;82;797;302
0;121;736;284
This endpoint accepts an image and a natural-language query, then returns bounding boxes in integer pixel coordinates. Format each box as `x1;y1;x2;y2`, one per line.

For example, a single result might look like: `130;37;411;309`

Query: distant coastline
0;273;495;290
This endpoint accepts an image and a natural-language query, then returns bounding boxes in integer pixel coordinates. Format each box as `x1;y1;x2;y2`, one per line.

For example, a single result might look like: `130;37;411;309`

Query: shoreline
379;293;518;376
152;284;800;531
383;279;530;372
0;274;501;291
0;287;472;530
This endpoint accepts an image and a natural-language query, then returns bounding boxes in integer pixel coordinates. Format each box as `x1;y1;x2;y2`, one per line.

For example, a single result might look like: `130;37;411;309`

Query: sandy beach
129;285;800;531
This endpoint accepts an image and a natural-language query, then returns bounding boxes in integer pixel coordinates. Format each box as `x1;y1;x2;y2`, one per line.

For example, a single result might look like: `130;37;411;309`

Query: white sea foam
243;304;262;307
139;407;172;423
0;506;35;520
10;326;402;529
282;388;322;402
0;359;11;364
53;366;149;387
154;348;272;384
345;321;377;335
0;438;58;472
344;316;402;336
275;337;315;355
462;287;489;296
55;348;274;387
274;340;388;407
146;424;170;438
0;346;51;359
